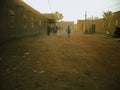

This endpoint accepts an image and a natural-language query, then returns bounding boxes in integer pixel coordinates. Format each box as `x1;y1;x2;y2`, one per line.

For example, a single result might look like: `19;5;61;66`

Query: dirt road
0;31;120;90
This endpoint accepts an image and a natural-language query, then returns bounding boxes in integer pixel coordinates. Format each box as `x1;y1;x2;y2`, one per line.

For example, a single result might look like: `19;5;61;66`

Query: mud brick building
0;0;47;43
77;11;120;35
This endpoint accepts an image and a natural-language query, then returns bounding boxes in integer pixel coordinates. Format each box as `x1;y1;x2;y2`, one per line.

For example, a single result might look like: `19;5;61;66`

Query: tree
102;11;113;33
47;11;63;25
47;18;56;24
102;11;113;18
54;11;64;21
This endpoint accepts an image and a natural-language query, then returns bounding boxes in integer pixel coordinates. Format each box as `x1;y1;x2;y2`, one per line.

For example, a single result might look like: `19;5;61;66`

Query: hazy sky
23;0;120;23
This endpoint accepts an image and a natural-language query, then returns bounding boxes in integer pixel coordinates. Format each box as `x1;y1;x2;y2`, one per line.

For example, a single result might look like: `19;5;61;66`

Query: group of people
47;24;71;37
47;24;58;36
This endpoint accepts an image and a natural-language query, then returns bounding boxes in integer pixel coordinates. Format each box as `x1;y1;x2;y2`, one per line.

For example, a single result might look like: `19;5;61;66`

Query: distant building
77;11;120;35
56;21;74;31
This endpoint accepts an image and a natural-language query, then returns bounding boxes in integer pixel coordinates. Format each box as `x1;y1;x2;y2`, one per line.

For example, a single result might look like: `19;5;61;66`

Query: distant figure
47;25;50;36
66;26;71;37
53;24;58;35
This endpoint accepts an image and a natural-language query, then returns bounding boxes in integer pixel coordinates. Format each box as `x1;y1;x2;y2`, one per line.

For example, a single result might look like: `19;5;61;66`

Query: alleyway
0;31;120;90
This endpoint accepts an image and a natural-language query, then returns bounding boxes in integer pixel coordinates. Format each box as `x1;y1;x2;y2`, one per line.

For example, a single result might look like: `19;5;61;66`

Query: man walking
66;26;71;37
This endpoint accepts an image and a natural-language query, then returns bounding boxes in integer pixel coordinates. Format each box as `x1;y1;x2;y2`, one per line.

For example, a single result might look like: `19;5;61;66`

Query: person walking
66;26;71;37
53;24;58;35
47;24;50;36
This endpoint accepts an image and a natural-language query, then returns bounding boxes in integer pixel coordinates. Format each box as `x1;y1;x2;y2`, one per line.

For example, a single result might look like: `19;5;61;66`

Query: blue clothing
66;27;71;33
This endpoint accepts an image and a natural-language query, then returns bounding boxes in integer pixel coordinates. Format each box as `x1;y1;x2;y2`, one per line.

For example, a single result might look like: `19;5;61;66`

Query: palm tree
102;11;113;33
102;11;113;18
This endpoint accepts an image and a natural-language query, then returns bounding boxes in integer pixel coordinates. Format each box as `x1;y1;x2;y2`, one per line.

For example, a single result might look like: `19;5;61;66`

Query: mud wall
56;21;74;31
77;11;120;35
0;0;47;43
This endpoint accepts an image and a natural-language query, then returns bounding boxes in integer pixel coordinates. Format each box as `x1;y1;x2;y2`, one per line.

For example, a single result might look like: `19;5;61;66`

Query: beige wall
0;0;47;42
56;21;74;31
77;11;120;34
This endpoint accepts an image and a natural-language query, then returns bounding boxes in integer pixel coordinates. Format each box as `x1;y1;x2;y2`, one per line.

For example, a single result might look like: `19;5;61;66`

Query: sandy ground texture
0;31;120;90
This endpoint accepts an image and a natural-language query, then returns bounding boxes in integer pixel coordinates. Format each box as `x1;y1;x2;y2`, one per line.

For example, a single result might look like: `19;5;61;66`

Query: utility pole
48;0;53;13
85;11;87;33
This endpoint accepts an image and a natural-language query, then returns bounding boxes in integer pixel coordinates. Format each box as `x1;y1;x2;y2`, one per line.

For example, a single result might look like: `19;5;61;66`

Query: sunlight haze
23;0;120;23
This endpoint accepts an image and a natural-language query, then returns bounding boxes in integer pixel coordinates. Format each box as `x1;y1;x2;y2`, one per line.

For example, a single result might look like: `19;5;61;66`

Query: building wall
77;11;120;35
0;0;47;43
56;21;74;32
77;20;85;31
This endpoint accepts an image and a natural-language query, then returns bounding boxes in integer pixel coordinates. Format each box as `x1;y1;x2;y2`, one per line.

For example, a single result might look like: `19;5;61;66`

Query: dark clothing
47;26;50;35
53;25;58;35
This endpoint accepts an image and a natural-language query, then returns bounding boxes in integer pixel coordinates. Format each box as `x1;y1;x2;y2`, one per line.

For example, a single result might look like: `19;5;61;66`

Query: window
8;9;15;28
23;15;27;29
31;18;34;28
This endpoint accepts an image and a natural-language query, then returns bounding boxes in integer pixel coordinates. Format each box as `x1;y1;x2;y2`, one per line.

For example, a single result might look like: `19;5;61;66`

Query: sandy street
0;31;120;90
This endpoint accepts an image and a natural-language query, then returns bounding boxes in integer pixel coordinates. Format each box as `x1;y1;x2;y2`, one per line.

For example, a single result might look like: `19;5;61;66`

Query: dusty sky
23;0;120;23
